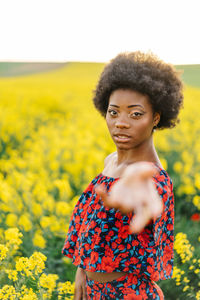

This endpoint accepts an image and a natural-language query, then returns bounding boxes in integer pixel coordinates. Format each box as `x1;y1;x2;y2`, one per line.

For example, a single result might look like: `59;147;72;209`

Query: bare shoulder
104;151;117;168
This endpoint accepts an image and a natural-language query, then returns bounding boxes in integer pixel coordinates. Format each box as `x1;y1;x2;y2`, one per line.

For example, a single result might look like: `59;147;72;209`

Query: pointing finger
95;184;107;200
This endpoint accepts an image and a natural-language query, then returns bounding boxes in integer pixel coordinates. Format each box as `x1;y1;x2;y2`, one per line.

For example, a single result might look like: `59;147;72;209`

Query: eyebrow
109;104;144;108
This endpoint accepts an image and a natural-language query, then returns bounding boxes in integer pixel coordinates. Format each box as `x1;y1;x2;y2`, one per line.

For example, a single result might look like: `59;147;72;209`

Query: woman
62;51;183;299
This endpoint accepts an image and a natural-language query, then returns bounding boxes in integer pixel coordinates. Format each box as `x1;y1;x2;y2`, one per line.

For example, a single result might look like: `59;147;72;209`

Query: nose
115;118;130;129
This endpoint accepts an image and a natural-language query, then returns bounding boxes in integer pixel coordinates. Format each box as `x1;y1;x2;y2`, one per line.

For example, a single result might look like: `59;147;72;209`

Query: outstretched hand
95;162;163;234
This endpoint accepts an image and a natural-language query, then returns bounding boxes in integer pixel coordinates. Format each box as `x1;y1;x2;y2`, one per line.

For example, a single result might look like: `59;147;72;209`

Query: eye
130;112;143;118
108;109;118;117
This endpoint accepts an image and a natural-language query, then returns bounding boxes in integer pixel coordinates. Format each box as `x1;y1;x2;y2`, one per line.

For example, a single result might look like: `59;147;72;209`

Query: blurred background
0;0;200;299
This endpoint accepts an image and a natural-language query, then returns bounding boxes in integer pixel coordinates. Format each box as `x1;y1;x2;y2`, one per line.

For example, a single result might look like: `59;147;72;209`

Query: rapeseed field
0;63;199;299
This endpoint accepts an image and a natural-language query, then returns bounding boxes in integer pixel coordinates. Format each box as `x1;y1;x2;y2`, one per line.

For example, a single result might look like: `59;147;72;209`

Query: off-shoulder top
62;167;174;282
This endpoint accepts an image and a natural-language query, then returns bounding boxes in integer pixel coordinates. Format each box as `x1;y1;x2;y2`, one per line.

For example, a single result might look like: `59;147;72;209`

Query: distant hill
0;62;67;77
175;64;200;88
0;62;199;88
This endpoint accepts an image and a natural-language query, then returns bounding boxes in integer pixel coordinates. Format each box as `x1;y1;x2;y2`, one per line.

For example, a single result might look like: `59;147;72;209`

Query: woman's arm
96;162;163;234
74;267;87;300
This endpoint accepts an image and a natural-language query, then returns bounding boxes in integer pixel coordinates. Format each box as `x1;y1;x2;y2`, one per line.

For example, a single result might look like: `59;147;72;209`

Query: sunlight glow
0;0;199;64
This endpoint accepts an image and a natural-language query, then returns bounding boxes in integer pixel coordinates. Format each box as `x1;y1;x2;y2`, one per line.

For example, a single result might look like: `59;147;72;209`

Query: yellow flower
16;257;32;277
58;281;75;296
18;214;32;232
172;266;183;286
193;196;200;210
5;213;18;227
56;201;71;216
173;161;182;173
5;227;23;250
39;273;58;294
33;232;46;249
183;277;190;283
0;244;8;261
40;216;51;229
42;196;55;213
183;285;189;292
195;174;200;190
20;285;37;300
196;290;200;300
5;270;18;282
16;251;46;278
54;179;72;199
28;251;47;275
32;203;43;217
174;232;193;263
0;285;19;299
49;216;61;233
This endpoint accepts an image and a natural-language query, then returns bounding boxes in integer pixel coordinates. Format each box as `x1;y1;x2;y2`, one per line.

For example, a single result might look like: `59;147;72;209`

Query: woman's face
106;89;160;150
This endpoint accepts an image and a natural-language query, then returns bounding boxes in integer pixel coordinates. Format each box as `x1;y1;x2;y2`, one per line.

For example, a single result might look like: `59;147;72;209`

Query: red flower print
167;223;173;230
101;256;119;271
105;246;114;257
124;290;143;299
115;220;123;228
105;230;114;242
139;248;144;255
129;257;139;264
111;242;117;249
115;211;123;219
152;270;159;281
80;248;84;256
118;252;129;259
97;211;107;219
137;233;151;248
118;225;130;239
90;220;96;228
163;245;172;260
147;265;154;274
115;237;122;244
84;257;90;265
90;251;99;264
75;255;81;264
94;227;101;234
131;240;139;247
147;257;154;265
70;234;77;242
165;263;172;276
85;243;90;251
118;244;125;251
75;224;81;231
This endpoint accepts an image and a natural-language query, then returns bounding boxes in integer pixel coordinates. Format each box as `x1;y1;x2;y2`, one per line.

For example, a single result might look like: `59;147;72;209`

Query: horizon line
0;60;200;66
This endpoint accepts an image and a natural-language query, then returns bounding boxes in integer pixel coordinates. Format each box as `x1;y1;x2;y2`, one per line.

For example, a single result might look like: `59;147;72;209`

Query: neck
116;137;160;166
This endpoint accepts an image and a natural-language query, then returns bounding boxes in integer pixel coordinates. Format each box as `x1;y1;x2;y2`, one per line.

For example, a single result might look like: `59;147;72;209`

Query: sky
0;0;199;65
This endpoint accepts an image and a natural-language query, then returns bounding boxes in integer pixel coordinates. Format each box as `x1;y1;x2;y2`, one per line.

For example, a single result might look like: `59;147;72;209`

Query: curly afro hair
93;51;184;129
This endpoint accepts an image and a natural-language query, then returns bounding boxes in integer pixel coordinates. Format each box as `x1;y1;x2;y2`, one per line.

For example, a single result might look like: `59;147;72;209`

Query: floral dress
62;167;174;299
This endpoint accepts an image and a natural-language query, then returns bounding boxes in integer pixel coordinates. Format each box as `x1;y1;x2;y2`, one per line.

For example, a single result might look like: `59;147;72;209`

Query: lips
113;133;131;143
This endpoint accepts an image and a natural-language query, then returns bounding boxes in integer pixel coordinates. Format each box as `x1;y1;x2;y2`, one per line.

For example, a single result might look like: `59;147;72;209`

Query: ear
153;112;161;127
